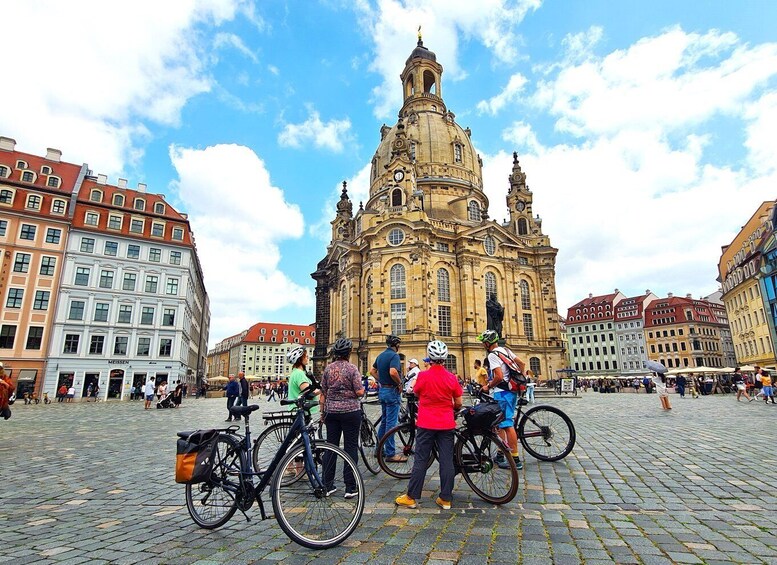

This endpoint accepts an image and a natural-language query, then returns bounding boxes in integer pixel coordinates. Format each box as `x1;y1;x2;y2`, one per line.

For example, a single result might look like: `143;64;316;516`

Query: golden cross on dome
418;25;422;42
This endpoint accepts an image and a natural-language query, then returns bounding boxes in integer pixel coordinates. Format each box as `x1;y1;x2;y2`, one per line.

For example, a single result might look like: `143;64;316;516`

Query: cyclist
286;346;319;413
395;340;462;510
319;338;365;498
371;335;405;462
477;329;524;470
404;358;421;393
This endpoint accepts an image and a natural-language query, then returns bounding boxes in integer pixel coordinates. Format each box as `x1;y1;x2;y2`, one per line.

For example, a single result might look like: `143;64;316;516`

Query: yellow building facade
312;40;564;379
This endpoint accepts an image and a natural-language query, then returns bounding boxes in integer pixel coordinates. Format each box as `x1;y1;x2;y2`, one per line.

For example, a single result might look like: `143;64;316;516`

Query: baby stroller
156;392;175;409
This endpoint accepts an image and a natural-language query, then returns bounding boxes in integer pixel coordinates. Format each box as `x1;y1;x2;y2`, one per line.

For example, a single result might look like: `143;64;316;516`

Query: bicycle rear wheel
185;434;241;529
271;442;364;549
518;405;576;462
252;422;294;473
376;422;434;479
358;418;380;475
456;431;518;504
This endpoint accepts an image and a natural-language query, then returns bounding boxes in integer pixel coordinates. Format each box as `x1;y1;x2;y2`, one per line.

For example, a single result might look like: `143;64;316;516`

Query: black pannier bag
175;429;219;484
464;403;504;432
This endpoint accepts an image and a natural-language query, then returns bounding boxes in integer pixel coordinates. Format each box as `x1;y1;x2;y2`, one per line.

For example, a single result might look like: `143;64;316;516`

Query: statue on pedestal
486;294;504;339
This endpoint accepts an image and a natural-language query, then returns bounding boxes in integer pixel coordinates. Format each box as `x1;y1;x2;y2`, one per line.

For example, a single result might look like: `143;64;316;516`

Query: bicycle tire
252;421;294;474
358;418;380;475
518;405;576;462
376;422;435;479
271;442;364;549
185;434;241;529
455;430;518;505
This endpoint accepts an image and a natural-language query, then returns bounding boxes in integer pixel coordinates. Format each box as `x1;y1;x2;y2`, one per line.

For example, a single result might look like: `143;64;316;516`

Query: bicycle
376;389;519;504
182;387;364;549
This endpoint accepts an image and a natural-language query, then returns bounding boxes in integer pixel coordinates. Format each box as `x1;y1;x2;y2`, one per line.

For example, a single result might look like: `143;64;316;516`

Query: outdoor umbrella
207;376;228;383
739;364;756;371
645;360;667;374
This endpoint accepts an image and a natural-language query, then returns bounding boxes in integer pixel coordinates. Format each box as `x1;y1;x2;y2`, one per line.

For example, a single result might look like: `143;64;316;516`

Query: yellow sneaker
395;494;417;508
435;497;451;510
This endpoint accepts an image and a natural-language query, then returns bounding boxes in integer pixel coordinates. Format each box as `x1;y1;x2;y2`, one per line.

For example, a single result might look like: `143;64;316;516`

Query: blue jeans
378;386;401;456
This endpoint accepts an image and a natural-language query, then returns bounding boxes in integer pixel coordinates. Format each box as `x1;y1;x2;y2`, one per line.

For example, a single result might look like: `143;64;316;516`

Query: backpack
492;347;527;393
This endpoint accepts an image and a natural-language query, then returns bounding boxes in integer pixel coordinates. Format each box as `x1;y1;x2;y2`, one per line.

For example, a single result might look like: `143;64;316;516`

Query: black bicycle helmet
331;338;353;358
386;334;401;347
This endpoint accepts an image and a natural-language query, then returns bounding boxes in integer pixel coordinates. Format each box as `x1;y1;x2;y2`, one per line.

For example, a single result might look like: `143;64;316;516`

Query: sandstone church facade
312;39;565;380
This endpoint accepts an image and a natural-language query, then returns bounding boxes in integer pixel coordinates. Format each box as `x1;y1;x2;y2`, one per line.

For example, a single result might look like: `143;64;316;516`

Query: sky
2;0;776;347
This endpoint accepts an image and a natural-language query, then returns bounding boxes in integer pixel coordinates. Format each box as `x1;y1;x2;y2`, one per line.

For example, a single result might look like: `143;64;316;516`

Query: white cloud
744;91;777;175
477;73;528;115
278;107;353;152
170;143;313;342
354;0;541;118
0;0;247;176
213;32;259;62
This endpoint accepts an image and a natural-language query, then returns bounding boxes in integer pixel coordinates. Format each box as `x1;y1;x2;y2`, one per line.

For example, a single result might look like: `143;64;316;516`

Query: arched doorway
108;369;124;399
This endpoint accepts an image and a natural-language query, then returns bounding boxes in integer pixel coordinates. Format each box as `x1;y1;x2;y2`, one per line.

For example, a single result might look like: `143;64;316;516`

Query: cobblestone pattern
1;393;776;564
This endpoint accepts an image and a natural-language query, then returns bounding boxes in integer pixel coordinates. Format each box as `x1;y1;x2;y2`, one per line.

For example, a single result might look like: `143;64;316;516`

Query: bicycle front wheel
518;405;576;462
185;434;241;529
376;422;434;479
252;422;294;473
456;431;518;504
359;418;380;475
271;443;364;549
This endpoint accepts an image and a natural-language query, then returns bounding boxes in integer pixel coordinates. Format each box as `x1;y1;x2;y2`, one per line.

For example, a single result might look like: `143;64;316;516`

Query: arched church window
468;201;481;222
405;76;414;97
520;280;531;309
484;235;496;256
517;218;528;235
529;357;541;376
371;157;377;180
423;70;436;94
340;285;347;335
390;264;406;299
485;272;497;301
437;268;450;302
366;276;373;333
454;144;462;163
391;188;403;207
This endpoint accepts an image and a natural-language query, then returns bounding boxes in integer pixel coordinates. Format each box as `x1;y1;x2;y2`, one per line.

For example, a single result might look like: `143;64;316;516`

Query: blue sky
3;0;776;346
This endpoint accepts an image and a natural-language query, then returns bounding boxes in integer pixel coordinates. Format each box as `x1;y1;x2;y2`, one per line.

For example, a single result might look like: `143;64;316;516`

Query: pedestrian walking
225;375;239;421
57;384;68;403
143;377;156;410
395;340;463;510
236;372;249;412
267;383;278;402
687;374;699;398
675;374;687;398
732;368;751;402
66;385;75;402
319;338;364;498
371;335;405;463
756;366;774;404
526;370;536;403
91;384;100;402
0;363;15;420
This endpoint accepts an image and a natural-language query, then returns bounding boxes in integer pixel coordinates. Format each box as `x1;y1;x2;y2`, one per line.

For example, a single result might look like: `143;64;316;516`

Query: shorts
736;383;746;391
763;386;774;397
146;394;154;401
493;390;517;428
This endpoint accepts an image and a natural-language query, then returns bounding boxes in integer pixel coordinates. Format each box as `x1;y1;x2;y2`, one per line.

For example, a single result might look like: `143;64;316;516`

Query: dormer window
26;194;42;210
172;227;184;240
154;202;165;214
113;194;124;206
16;160;27;169
41;166;51;175
454;143;462;163
21;171;34;182
85;212;99;226
90;189;102;202
0;166;8;178
0;189;13;204
51;199;66;215
151;222;164;237
134;198;145;211
47;176;60;188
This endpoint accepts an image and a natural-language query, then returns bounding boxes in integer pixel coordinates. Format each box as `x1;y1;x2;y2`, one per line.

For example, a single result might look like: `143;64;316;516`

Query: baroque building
312;40;565;379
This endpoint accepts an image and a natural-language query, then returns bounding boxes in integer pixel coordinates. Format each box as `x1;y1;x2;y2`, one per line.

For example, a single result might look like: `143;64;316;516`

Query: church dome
405;39;437;65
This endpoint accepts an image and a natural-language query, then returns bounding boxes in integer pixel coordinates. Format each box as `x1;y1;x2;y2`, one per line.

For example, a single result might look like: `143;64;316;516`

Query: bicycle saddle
229;404;260;417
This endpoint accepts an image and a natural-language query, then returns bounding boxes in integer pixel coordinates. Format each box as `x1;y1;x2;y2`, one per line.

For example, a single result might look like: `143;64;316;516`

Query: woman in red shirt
395;340;463;510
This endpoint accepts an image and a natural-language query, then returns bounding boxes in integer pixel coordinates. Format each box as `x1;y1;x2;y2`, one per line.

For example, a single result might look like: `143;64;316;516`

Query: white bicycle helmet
286;345;306;365
426;340;448;362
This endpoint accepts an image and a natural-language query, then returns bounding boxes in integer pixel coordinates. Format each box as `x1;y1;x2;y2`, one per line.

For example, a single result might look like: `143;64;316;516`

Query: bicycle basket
464;403;504;431
175;429;219;484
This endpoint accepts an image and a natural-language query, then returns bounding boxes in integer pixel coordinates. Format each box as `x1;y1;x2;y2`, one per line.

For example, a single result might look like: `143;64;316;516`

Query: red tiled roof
0;147;83;194
243;322;316;343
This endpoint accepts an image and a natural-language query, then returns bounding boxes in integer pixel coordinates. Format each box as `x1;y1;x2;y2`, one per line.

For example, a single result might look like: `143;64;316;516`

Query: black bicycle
182;387;364;549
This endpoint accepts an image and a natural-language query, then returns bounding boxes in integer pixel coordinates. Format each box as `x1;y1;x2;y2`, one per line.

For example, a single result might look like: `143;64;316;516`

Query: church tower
312;39;564;380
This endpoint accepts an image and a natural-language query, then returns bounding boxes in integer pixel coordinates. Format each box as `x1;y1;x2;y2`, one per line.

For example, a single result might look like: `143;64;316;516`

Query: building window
529;357;541;376
41;166;51;175
163;308;175;326
390;264;406;299
468;201;481;222
94;302;109;322
74;267;90;286
159;338;172;357
134;198;145;211
141;307;154;325
118;305;133;323
47;176;60;188
149;248;161;262
454;143;462;163
45;228;61;244
391;189;403;207
437;268;450;302
520;280;531;309
122;273;137;291
485;272;497;301
113;194;124;206
166;278;179;295
6;288;23;308
51;199;66;214
108;215;122;230
90;189;102;202
84;212;99;226
99;270;114;289
22;171;34;182
172;227;184;240
80;237;95;253
145;275;158;293
438;305;452;336
387;228;405;246
154;202;165;214
13;253;31;273
127;244;140;259
26;194;42;210
64;334;80;354
137;337;151;356
483;235;496;256
523;313;534;340
20;224;36;240
68;301;85;320
0;166;7;178
151;223;164;237
89;336;105;355
33;290;50;310
391;303;407;335
104;241;118;256
0;220;6;236
436;242;449;252
25;326;43;350
443;354;457;374
0;190;13;204
410;142;416;161
113;336;128;355
517;218;528;235
40;256;56;276
341;285;347;335
0;325;16;348
130;219;143;233
170;251;182;265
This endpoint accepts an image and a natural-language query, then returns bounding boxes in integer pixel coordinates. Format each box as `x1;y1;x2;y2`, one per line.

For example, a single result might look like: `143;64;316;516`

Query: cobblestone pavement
2;392;777;565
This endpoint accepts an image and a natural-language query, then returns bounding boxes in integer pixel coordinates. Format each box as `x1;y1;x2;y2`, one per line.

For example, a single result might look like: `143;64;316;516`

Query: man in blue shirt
225;374;240;422
371;335;406;461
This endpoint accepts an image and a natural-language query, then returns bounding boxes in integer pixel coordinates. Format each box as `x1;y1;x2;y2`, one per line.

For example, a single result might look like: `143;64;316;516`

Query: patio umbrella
207;376;228;383
739;364;756;371
646;360;667;374
245;375;262;381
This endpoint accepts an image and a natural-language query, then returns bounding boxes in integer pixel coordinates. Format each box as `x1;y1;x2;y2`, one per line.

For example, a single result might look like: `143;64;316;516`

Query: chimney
181;213;188;220
137;183;147;193
45;148;62;162
117;178;127;189
614;288;619;293
588;293;593;299
96;174;107;185
686;293;692;299
668;293;673;298
0;137;16;151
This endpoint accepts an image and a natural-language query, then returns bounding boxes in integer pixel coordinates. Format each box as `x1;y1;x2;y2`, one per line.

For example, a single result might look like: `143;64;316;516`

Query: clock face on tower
393;169;404;183
516;201;526;212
